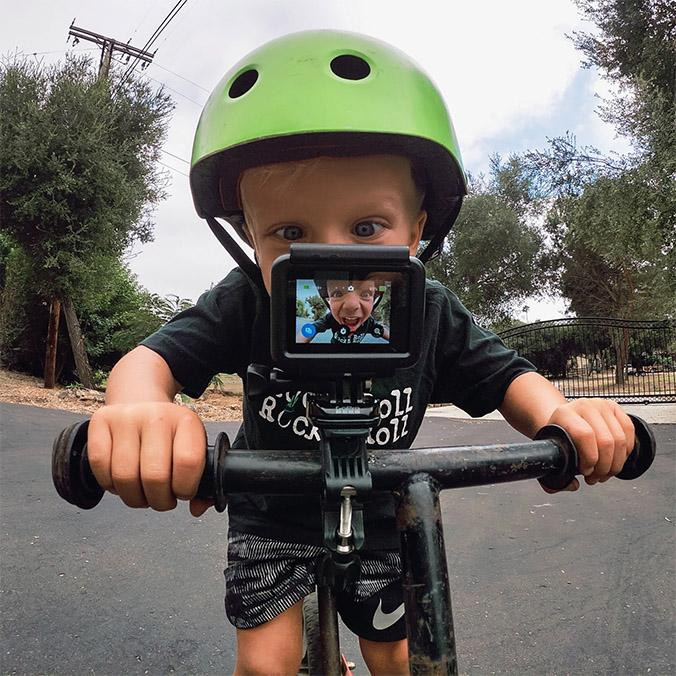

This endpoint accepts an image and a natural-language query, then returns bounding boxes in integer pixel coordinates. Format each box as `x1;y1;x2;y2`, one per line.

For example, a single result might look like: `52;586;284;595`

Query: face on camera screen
295;276;394;345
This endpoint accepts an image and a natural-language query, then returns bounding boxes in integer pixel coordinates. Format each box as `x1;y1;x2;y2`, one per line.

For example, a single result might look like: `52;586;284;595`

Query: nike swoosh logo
372;599;405;630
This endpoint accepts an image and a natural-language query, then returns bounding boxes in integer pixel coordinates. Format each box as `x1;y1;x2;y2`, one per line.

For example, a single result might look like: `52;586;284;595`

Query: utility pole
67;21;155;79
43;22;156;390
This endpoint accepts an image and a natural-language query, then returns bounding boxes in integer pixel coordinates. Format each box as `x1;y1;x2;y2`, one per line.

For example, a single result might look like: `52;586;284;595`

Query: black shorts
224;531;406;642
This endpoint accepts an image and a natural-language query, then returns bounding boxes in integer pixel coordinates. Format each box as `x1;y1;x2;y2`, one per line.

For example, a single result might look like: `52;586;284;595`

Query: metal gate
499;317;676;404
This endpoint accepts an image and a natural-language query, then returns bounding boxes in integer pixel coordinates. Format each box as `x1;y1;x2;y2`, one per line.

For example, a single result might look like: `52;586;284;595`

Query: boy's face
326;280;376;334
239;155;427;293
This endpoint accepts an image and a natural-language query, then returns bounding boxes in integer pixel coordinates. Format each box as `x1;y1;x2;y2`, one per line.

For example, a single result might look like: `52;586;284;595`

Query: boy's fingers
553;408;598;476
600;406;631;477
140;417;176;511
190;498;214;517
110;423;148;508
539;477;579;494
87;412;113;492
172;413;207;501
580;406;616;482
615;407;636;463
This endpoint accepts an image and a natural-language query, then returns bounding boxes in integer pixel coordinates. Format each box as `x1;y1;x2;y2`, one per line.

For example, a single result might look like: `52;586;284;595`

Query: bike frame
206;438;578;675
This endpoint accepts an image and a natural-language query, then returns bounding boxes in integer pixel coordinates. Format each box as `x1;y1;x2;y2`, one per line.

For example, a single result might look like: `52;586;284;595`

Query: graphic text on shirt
257;387;414;446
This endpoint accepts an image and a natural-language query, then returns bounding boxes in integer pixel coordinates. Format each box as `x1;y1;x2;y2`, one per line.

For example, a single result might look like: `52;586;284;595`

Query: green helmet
190;30;467;264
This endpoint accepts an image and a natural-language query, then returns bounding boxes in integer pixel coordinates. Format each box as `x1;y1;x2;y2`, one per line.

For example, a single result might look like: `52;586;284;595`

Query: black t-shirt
142;267;535;549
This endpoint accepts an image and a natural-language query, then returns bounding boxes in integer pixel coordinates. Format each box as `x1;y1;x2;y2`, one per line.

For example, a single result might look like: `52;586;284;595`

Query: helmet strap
418;198;463;264
205;215;260;281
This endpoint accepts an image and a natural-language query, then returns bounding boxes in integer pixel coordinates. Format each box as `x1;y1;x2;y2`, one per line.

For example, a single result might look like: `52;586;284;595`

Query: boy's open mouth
341;317;362;330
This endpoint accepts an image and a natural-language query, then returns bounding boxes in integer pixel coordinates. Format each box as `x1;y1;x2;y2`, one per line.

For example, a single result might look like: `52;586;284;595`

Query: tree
296;298;309;319
0;54;172;386
547;169;673;319
426;161;544;328
522;0;675;331
0;247;168;382
307;295;327;321
571;0;675;165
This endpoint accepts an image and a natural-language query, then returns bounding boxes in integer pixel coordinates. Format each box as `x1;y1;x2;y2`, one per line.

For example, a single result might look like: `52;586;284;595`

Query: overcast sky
3;0;628;321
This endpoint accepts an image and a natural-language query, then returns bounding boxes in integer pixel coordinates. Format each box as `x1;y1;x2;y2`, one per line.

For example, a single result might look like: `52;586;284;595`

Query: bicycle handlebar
52;414;656;511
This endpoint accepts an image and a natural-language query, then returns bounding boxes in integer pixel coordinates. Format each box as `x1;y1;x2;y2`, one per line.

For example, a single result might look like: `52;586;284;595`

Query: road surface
1;402;673;674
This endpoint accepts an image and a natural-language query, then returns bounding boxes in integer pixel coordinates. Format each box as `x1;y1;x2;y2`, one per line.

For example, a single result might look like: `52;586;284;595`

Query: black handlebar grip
615;414;656;480
52;420;103;509
52;418;231;512
195;431;230;512
535;424;579;491
537;413;656;491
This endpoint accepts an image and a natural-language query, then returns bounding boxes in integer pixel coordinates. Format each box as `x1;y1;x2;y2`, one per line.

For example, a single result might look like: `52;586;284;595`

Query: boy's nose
343;292;360;310
312;225;352;246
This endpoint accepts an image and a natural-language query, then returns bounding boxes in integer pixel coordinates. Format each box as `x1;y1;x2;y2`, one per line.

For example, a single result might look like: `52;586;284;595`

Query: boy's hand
87;402;212;516
541;399;635;493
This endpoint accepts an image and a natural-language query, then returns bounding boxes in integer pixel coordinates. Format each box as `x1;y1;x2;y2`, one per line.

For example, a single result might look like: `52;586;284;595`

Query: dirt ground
0;369;244;421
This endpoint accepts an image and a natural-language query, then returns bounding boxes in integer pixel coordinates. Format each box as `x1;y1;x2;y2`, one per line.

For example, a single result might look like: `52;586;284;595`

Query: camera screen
270;244;425;375
294;275;397;346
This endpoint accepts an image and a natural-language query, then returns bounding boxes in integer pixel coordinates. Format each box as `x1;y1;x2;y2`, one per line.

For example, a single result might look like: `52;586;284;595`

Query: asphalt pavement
1;402;674;675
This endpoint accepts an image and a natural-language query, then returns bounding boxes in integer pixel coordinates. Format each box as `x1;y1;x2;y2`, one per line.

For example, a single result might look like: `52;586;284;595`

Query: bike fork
397;473;458;675
316;580;343;676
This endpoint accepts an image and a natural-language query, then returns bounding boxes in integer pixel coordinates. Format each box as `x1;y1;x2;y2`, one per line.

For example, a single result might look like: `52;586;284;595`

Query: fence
499;317;676;404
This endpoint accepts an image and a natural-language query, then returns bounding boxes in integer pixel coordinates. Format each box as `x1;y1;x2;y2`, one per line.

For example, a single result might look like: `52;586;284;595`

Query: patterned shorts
224;531;406;641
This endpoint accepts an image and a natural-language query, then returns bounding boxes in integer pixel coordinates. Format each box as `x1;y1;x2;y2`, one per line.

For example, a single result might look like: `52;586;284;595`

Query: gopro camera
270;244;425;377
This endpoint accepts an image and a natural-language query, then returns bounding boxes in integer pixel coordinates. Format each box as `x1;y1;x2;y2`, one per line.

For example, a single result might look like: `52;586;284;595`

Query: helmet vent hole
228;69;259;98
330;55;370;81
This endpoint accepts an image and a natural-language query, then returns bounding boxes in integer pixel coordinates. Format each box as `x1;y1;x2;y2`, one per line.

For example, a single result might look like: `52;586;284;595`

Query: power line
118;0;188;87
145;72;205;106
151;61;210;93
161;148;190;164
24;47;98;57
128;0;163;42
110;54;205;106
157;159;188;177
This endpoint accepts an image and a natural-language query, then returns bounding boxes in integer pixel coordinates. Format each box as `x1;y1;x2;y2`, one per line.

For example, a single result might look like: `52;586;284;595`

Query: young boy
87;31;635;675
298;278;389;344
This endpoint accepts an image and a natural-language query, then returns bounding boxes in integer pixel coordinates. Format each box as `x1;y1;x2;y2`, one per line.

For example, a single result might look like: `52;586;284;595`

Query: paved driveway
1;403;674;674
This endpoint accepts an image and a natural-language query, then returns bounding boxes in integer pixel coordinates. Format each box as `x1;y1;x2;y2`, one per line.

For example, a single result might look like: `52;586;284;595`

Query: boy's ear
409;210;427;254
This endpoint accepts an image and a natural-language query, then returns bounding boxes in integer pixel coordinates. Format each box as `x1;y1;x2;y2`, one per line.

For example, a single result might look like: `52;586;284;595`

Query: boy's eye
275;225;304;241
353;221;383;237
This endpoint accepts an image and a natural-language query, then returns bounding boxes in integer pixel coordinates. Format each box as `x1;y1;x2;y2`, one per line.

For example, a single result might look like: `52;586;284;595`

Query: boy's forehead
239;154;418;210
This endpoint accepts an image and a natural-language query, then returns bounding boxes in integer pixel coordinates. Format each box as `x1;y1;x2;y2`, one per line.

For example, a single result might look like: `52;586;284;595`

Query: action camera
270;244;425;377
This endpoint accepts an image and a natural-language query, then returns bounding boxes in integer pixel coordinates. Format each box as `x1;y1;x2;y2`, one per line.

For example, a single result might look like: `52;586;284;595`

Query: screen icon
301;323;317;338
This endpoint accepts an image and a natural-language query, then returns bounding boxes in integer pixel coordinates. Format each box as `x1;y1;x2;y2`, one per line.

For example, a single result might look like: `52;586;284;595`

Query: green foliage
307;294;327;321
519;1;675;320
571;0;675;163
0;247;182;378
0;53;174;381
0;239;41;369
71;257;165;367
296;298;309;318
0;54;173;299
426;159;544;328
546;167;674;318
372;288;391;327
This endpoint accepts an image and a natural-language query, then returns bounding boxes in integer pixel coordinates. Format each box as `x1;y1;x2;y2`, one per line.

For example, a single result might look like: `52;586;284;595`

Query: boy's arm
88;345;209;515
105;345;182;403
499;371;635;492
